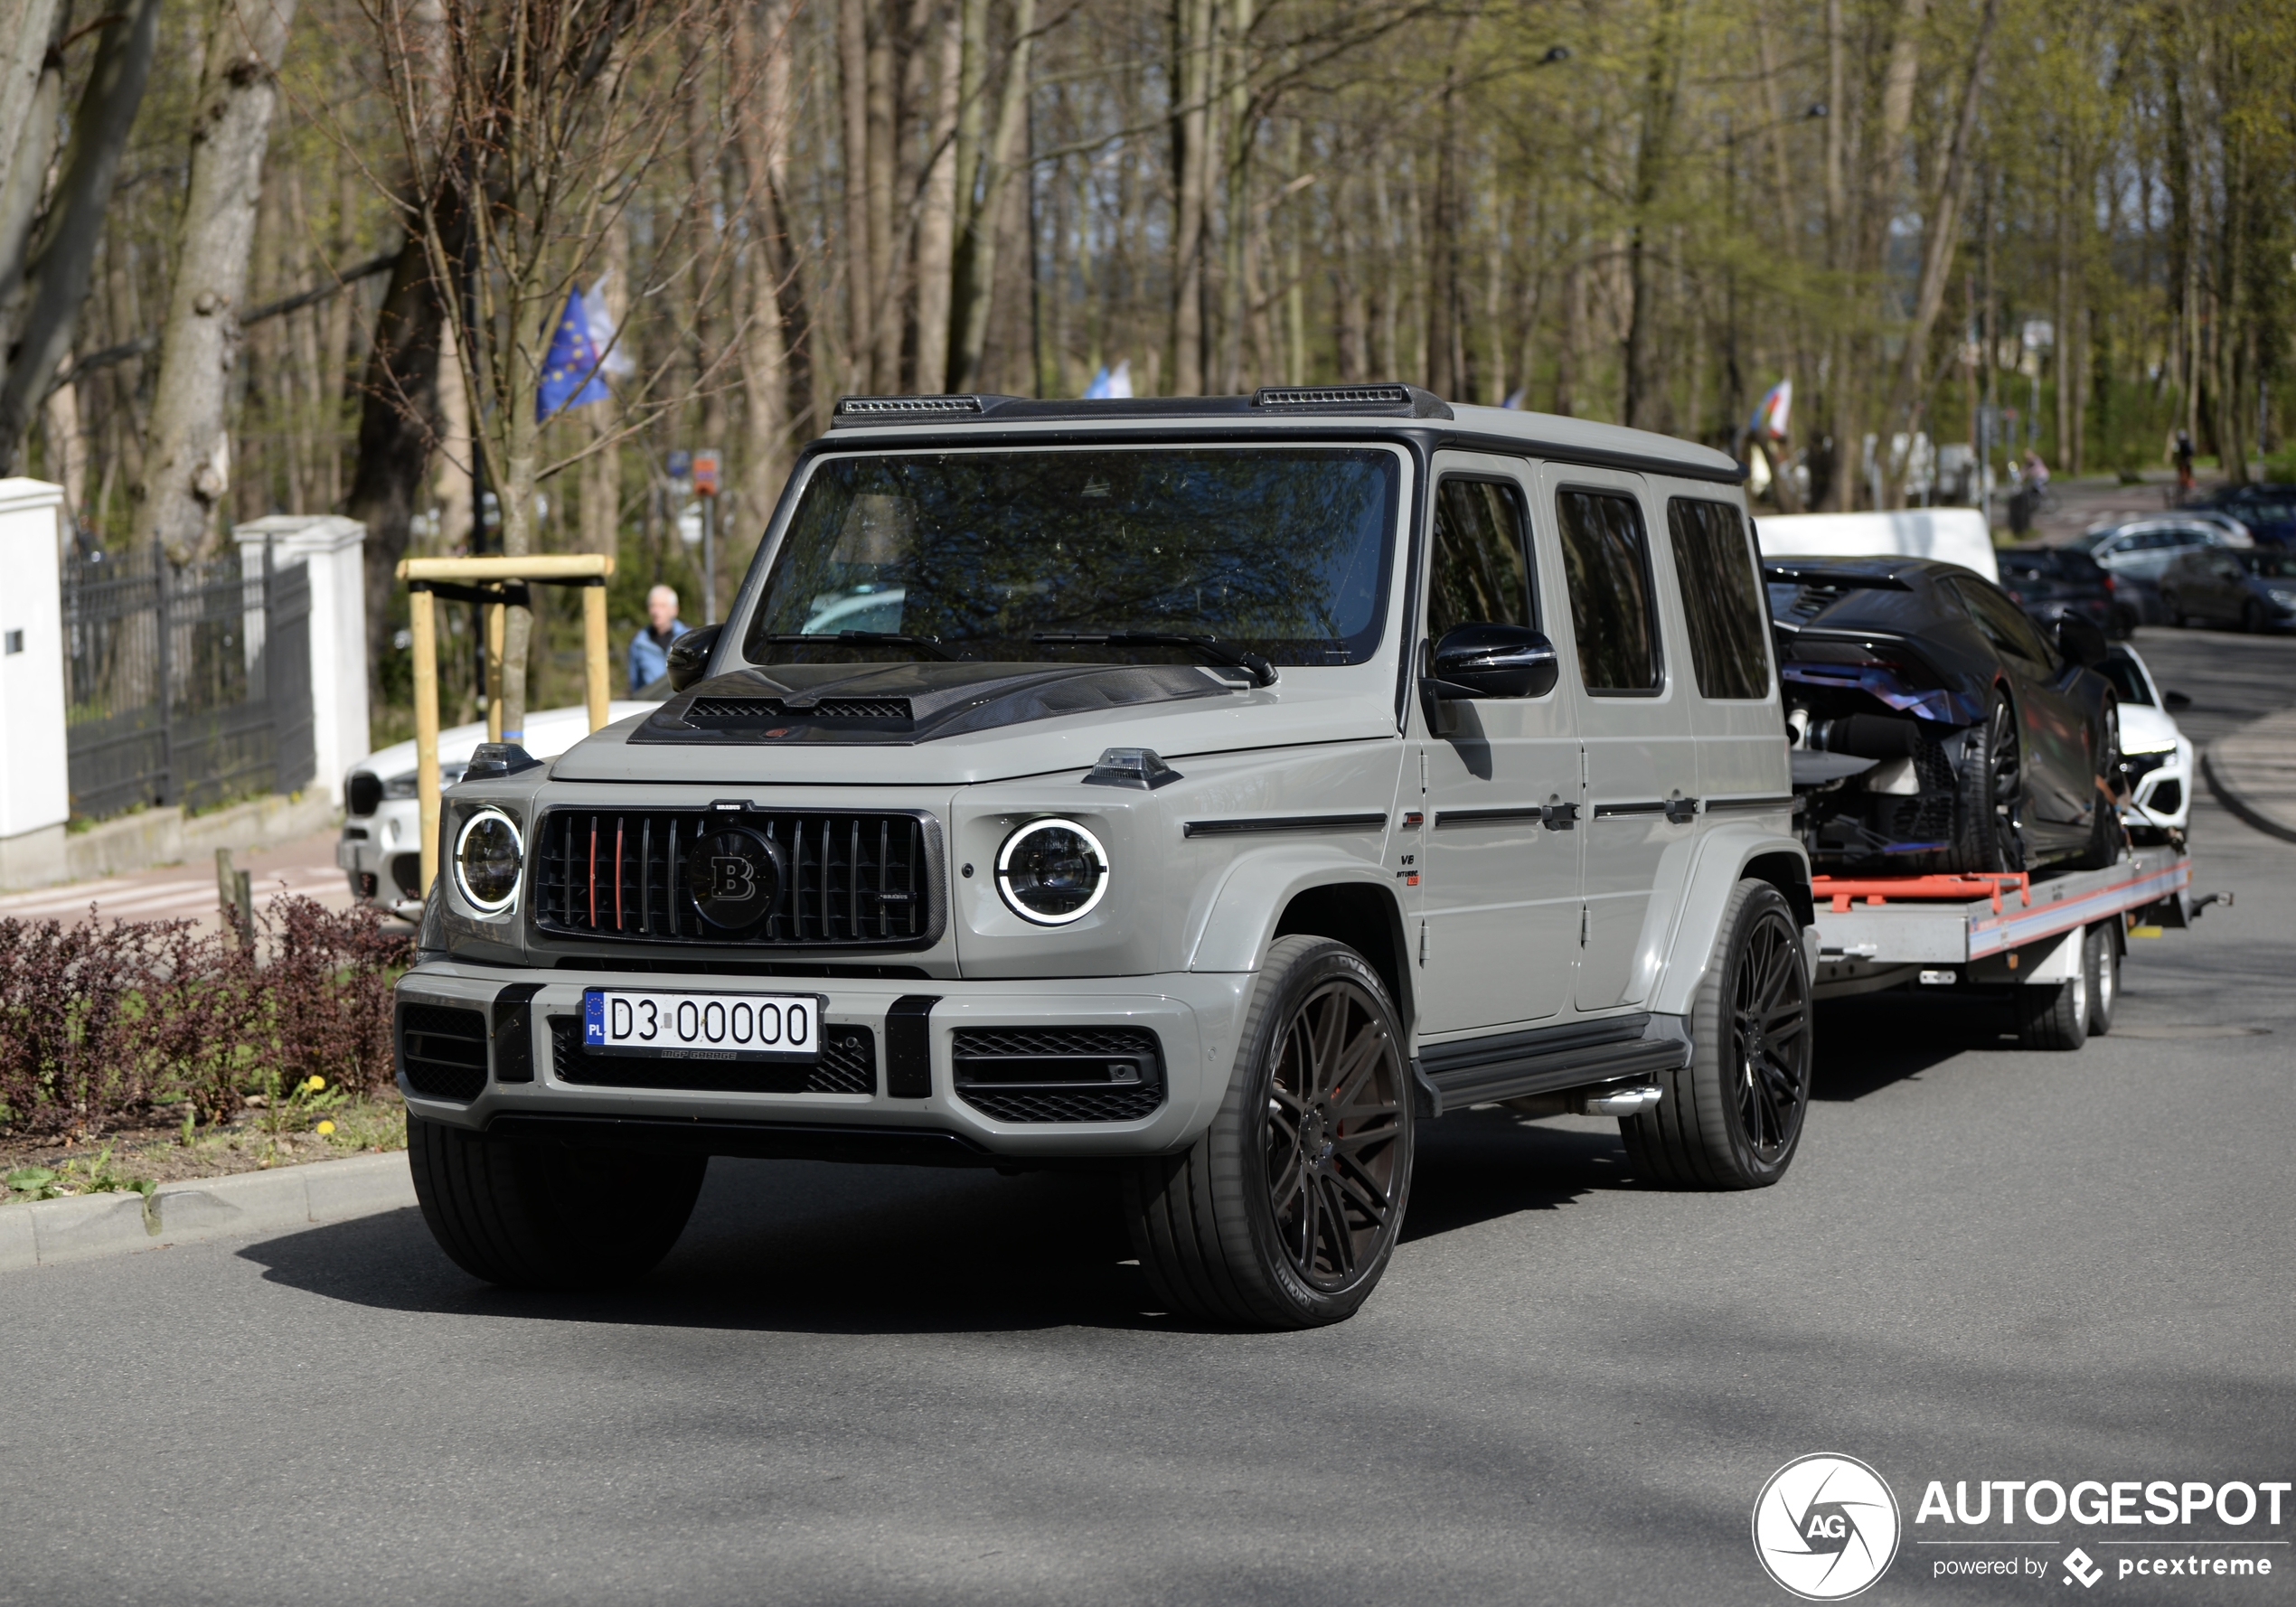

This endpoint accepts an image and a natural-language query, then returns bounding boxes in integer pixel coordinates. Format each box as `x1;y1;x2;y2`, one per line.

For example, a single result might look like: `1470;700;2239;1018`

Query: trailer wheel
2012;937;2092;1051
2085;923;2120;1037
1622;879;1811;1190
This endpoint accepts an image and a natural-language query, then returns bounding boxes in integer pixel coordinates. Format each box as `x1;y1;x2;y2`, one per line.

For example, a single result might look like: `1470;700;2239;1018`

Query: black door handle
1664;797;1699;824
1539;800;1579;832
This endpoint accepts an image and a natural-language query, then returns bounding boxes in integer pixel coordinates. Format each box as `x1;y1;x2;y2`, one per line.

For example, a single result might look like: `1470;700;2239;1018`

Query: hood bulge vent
685;696;915;727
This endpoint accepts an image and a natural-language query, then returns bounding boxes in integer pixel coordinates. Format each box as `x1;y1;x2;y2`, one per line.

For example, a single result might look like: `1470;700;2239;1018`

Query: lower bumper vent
548;1019;878;1095
952;1026;1165;1123
399;1002;490;1101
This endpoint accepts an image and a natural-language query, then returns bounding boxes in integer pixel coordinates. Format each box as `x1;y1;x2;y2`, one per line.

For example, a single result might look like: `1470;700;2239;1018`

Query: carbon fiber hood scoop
627;661;1243;747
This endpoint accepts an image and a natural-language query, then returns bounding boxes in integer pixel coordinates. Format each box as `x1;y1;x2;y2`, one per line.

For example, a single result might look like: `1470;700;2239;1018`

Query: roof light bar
833;394;986;418
1249;383;1454;419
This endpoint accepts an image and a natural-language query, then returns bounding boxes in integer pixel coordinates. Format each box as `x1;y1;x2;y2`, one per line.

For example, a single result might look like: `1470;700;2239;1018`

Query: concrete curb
2203;708;2296;845
0;1151;414;1273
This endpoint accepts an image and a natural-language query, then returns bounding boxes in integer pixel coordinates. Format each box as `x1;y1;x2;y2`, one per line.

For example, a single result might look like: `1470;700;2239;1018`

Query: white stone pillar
233;514;369;807
0;479;69;889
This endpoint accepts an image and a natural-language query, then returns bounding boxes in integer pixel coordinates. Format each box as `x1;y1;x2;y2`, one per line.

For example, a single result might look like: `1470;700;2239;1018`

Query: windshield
741;447;1399;668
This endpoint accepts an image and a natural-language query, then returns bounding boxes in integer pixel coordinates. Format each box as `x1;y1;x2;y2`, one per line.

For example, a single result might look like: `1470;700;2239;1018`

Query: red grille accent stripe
615;819;626;929
588;819;598;927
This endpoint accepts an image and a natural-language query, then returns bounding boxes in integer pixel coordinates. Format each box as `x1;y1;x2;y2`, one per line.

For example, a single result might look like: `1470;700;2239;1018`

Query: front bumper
394;962;1255;1159
338;802;424;920
2121;739;2193;833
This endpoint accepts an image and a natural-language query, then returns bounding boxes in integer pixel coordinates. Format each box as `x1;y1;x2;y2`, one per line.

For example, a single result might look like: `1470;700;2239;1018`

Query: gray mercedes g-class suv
396;383;1813;1328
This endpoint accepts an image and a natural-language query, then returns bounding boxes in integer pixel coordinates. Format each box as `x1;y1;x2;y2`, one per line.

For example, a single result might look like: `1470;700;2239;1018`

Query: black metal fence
61;539;315;821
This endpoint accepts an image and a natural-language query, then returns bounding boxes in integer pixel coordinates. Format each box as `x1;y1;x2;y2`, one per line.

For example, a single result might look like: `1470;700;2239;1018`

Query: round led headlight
995;818;1109;926
453;807;523;914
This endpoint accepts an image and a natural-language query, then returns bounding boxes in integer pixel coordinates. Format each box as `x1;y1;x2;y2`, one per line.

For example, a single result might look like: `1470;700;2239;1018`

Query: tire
2013;935;2093;1050
2242;598;2267;634
2109;605;2138;641
409;1115;708;1289
1122;935;1413;1329
2162;587;2188;628
2072;706;2125;870
1952;697;2027;873
1621;879;1811;1190
2085;923;2120;1037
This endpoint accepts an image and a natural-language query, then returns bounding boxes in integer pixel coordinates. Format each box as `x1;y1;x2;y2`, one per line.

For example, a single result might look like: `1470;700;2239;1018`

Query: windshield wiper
756;631;957;662
1030;631;1277;687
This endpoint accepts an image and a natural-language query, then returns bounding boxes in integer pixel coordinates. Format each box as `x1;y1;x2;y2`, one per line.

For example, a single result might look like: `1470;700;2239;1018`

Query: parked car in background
2064;519;2239;630
340;700;660;919
2191;483;2296;547
1766;556;2122;876
2158;545;2296;634
1999;546;2122;638
2101;644;2191;840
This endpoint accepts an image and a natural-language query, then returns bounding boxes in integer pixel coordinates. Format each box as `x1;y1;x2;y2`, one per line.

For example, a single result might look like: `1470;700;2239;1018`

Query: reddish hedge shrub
0;897;409;1138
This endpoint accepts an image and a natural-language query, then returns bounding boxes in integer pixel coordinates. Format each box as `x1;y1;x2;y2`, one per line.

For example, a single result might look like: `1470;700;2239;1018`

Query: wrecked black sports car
1764;556;2123;874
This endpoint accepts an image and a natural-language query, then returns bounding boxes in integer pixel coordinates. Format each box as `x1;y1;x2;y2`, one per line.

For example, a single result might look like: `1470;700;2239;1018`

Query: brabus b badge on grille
686;826;786;929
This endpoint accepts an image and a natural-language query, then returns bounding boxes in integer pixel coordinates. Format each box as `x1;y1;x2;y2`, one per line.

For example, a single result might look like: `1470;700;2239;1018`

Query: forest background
0;0;2289;742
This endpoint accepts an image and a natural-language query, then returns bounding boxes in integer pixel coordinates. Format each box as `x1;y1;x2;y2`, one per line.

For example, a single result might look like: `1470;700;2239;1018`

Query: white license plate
581;989;822;1061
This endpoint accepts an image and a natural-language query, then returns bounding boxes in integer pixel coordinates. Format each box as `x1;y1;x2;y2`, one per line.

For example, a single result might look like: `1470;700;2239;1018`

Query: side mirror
1426;624;1560;700
2055;613;2108;671
2164;689;2193;712
666;622;724;691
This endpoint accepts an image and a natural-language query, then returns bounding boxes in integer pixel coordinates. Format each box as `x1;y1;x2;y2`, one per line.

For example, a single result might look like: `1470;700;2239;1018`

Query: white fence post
231;515;369;806
0;480;69;889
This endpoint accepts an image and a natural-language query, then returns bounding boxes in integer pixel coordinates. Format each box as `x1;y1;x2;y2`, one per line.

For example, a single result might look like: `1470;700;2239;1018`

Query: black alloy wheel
2242;598;2268;634
1730;902;1811;1163
1622;879;1813;1189
1263;975;1407;1292
1984;698;2028;871
1123;935;1414;1328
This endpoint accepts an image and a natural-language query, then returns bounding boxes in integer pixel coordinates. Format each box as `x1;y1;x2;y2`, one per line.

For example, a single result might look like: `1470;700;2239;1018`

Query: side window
1556;488;1661;694
1665;497;1771;700
1953;578;2054;668
1428;477;1534;636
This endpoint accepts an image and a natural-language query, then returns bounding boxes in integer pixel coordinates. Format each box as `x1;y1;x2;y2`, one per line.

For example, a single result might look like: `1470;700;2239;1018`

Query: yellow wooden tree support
396;553;616;896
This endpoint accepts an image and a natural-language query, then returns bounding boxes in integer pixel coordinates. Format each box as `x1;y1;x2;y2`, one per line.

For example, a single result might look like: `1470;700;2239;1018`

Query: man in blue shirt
627;584;689;692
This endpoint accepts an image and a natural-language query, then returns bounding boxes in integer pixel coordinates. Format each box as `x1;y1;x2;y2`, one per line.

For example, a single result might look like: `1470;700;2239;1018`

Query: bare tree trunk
1621;0;1682;431
839;0;873;390
946;0;1034;392
865;1;902;390
0;0;161;473
736;0;796;511
911;3;959;391
1168;0;1210;394
42;377;86;521
1879;0;1999;503
0;0;67;305
579;221;626;563
140;0;301;563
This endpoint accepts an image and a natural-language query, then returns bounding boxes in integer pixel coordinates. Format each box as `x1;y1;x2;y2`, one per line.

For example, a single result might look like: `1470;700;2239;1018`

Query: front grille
532;808;940;947
399;1002;489;1101
952;1026;1166;1123
685;696;913;726
549;1018;876;1095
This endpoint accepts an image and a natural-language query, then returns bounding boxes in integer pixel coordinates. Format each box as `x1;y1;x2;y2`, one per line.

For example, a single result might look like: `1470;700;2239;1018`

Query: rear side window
1428;478;1534;636
1952;578;2054;669
1665;498;1770;700
1556;489;1661;694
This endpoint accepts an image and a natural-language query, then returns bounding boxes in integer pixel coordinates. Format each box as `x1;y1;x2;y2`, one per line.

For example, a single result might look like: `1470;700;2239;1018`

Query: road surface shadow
243;1113;1627;1334
1810;991;2012;1100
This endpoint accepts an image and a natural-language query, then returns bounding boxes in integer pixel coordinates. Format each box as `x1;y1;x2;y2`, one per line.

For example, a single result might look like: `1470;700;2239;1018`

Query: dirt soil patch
1;1096;406;1201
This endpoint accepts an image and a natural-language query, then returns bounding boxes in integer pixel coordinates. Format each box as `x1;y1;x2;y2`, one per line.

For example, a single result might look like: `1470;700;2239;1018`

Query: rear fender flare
1644;825;1812;1019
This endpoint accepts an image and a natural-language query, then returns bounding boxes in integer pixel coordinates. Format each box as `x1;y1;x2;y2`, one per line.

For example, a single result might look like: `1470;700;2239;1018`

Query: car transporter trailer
1805;844;2222;1048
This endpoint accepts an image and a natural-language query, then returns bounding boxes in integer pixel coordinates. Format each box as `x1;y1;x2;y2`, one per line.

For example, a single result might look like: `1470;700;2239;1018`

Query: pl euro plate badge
582;989;822;1062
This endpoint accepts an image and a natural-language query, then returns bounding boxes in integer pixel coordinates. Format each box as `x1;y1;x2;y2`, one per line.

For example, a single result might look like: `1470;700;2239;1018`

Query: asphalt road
3;625;2291;1607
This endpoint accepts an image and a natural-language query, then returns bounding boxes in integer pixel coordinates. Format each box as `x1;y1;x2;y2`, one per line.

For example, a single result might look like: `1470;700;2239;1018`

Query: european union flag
536;284;611;422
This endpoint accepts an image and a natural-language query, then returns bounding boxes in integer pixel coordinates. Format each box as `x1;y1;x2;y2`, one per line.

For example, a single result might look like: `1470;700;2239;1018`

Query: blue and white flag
1083;359;1134;399
537;284;611;422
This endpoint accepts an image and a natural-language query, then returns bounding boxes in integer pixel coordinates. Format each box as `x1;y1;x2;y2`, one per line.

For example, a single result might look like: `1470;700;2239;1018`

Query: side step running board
1411;1014;1690;1118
